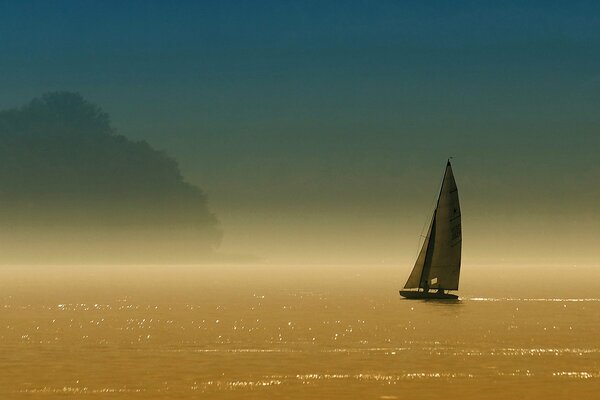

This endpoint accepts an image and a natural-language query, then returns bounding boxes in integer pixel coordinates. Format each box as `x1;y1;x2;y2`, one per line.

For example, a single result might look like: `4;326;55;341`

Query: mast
404;159;462;291
426;160;462;290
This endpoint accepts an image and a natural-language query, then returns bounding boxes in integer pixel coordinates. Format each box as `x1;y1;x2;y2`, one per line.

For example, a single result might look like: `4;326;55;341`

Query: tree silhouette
0;92;221;262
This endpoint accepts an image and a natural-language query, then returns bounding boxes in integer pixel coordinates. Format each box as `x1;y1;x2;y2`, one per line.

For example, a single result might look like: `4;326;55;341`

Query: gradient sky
1;1;598;264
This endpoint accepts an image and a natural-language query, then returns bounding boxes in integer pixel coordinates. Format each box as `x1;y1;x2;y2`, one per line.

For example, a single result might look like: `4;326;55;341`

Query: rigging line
415;162;447;258
415;206;436;259
415;182;437;258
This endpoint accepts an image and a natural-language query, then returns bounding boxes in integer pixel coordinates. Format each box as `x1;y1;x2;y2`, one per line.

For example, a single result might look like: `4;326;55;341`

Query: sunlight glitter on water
19;387;146;394
468;297;600;302
2;264;600;399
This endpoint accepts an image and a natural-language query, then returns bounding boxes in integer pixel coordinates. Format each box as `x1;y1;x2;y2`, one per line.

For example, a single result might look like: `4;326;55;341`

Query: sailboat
400;159;462;300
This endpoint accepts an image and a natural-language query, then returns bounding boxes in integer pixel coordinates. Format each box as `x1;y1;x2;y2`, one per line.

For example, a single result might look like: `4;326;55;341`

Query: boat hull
399;290;459;300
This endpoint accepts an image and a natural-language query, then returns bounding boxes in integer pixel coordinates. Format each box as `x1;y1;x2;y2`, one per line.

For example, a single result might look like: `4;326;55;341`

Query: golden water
1;264;599;399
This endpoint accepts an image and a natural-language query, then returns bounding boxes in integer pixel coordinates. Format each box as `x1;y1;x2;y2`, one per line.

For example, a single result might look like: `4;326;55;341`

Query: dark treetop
0;92;221;262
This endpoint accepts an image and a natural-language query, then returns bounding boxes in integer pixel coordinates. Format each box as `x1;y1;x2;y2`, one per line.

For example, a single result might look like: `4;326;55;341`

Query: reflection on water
470;297;600;302
1;264;600;399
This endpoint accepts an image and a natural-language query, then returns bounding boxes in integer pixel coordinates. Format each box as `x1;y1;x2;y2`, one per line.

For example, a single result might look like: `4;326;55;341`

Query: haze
0;1;598;268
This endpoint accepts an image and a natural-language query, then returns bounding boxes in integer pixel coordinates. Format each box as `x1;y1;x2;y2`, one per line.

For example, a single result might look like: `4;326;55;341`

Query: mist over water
2;263;599;399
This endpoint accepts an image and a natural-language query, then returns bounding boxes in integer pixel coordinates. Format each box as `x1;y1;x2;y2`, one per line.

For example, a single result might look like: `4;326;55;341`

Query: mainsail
404;160;461;290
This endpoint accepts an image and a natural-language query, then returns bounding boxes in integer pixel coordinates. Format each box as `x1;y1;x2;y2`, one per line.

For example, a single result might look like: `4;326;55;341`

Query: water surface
1;264;599;399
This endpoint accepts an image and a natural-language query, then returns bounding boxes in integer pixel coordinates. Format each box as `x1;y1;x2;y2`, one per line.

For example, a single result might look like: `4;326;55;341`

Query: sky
0;1;598;265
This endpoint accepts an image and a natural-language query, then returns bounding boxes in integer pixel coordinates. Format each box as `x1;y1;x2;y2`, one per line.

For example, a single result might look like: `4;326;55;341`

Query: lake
1;264;599;399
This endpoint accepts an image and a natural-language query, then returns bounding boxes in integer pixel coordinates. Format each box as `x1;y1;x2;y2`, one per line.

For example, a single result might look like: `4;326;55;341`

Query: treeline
0;92;221;263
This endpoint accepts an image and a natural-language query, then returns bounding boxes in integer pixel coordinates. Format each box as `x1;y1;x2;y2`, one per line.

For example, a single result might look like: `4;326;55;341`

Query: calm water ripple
1;265;600;399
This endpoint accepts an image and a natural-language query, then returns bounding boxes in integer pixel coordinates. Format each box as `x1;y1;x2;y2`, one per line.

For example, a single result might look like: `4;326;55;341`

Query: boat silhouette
400;160;462;300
